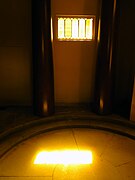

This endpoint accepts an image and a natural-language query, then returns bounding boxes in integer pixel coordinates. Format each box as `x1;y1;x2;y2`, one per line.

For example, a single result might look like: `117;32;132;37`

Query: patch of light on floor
34;150;93;165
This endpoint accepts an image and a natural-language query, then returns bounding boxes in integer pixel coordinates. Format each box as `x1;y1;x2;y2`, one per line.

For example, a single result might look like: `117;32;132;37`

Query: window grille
58;16;94;41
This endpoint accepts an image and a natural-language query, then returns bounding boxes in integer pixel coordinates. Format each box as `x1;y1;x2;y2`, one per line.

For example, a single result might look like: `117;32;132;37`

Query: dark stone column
93;0;119;115
32;0;55;116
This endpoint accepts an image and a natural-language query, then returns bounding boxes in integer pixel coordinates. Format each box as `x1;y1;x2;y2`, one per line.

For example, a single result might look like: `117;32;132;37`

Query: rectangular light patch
34;150;93;165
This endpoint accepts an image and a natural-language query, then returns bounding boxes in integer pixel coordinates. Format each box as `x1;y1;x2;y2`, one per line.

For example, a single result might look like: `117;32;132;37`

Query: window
58;16;94;41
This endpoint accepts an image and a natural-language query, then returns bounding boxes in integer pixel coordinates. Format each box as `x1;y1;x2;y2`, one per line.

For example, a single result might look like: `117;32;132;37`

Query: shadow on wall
0;0;32;106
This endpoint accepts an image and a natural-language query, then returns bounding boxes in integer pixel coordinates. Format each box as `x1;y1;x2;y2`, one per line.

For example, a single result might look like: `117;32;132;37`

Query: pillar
32;0;55;116
93;0;119;114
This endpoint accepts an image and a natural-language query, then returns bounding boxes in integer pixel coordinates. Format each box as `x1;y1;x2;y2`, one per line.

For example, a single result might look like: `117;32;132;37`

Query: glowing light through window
79;18;85;38
58;18;64;38
58;17;94;41
86;19;93;40
72;18;78;38
65;18;72;38
34;150;93;165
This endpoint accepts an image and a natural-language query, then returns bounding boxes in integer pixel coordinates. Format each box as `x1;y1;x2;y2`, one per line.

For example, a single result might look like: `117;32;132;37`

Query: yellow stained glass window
65;18;72;38
86;18;93;40
58;16;94;41
58;18;64;38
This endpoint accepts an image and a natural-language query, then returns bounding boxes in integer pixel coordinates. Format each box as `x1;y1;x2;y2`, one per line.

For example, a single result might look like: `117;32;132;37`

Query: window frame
56;15;96;42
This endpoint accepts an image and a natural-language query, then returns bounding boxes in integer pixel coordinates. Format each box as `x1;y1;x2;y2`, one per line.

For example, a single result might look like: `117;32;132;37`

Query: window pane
72;18;78;38
58;18;64;38
86;18;93;39
79;18;85;38
65;18;72;38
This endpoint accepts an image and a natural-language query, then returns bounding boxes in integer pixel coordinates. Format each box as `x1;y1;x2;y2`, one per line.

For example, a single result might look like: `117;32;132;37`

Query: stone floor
0;105;135;179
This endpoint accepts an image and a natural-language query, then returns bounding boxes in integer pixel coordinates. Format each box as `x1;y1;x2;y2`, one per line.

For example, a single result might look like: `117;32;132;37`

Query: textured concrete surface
0;105;135;179
1;128;135;179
